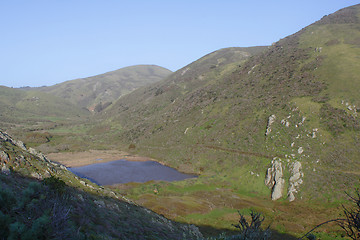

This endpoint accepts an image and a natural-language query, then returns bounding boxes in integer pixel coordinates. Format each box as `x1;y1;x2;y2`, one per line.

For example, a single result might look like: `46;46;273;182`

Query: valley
1;4;360;239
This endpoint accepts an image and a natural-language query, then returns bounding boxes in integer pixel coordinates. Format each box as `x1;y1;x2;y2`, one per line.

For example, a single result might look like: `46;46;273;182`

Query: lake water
69;159;196;185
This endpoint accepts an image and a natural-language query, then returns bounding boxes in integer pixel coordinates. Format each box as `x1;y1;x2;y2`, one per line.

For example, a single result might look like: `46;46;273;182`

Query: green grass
299;23;360;105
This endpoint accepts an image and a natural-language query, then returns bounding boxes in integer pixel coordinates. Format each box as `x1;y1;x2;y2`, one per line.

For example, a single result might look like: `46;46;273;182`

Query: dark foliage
299;189;360;240
320;104;360;135
231;211;271;240
0;180;78;240
339;190;360;239
315;5;359;25
42;176;66;194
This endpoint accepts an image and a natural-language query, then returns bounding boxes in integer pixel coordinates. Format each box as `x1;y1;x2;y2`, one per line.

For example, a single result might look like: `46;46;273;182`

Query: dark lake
69;159;197;185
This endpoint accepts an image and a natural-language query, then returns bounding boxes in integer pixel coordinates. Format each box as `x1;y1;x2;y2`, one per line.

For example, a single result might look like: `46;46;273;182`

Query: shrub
22;214;51;240
231;210;271;240
299;189;360;240
0;210;11;237
0;187;16;213
339;190;360;240
8;221;26;240
42;176;66;194
206;211;270;240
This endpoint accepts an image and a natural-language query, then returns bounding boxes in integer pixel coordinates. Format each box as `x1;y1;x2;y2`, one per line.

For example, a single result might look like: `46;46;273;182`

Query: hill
32;65;172;112
105;3;360;197
89;4;360;237
0;86;89;131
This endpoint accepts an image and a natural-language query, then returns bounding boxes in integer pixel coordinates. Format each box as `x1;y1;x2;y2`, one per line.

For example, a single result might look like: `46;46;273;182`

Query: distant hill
0;85;89;130
31;65;172;112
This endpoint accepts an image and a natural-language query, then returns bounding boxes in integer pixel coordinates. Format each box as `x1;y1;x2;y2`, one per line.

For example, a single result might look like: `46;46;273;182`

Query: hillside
105;3;360;196
31;65;172;111
85;4;360;237
0;129;203;239
0;86;89;131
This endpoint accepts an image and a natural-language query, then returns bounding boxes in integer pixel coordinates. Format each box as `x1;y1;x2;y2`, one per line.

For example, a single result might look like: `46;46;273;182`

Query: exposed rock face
1;165;10;175
265;114;276;136
265;158;285;200
0;131;27;151
0;150;9;163
0;129;67;177
287;161;303;202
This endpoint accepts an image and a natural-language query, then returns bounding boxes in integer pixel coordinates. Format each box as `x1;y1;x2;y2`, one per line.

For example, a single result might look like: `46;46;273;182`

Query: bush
231;211;271;240
339;190;360;240
206;211;270;240
18;181;42;209
42;176;66;194
0;187;16;213
0;210;11;237
300;189;360;240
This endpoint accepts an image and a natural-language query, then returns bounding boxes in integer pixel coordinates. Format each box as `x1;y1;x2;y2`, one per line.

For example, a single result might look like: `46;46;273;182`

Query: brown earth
47;150;154;167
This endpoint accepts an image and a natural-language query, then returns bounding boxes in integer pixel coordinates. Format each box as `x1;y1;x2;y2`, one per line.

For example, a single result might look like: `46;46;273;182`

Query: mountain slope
33;65;172;111
0;86;89;130
104;46;267;138
103;4;360;202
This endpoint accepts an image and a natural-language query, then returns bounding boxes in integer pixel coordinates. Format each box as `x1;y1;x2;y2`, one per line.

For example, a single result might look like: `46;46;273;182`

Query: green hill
0;86;89;130
88;4;360;237
32;65;172;112
105;3;360;197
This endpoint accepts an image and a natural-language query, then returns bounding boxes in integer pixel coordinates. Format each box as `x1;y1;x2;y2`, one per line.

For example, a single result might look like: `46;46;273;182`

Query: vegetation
31;65;172;111
0;135;203;239
205;211;270;240
339;190;360;240
1;3;360;239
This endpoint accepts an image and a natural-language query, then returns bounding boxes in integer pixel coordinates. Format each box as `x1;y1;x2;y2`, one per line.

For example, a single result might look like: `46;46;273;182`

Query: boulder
265;114;276;136
287;161;303;202
0;151;9;163
265;158;285;200
1;165;10;175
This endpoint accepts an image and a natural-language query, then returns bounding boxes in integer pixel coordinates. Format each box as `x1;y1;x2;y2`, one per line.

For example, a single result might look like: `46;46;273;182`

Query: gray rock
1;165;10;175
15;140;27;151
287;161;303;202
94;200;106;208
31;172;42;180
265;158;284;200
0;151;9;163
298;147;304;154
265;115;276;136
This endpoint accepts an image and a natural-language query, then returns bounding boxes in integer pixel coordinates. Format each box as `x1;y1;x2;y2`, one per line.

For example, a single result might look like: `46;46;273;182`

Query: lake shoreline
47;150;156;167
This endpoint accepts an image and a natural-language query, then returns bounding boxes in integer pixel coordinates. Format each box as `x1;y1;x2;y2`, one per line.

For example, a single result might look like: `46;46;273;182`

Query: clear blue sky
0;1;358;87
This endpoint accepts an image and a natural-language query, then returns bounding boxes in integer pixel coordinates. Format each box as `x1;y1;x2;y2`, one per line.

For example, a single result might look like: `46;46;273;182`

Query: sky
0;1;359;88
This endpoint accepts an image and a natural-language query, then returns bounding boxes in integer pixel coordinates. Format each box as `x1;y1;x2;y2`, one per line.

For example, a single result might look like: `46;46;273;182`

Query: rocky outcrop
287;161;303;202
265;158;285;200
0;150;9;163
265;158;304;202
0;130;54;165
0;129;67;177
265;114;276;136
